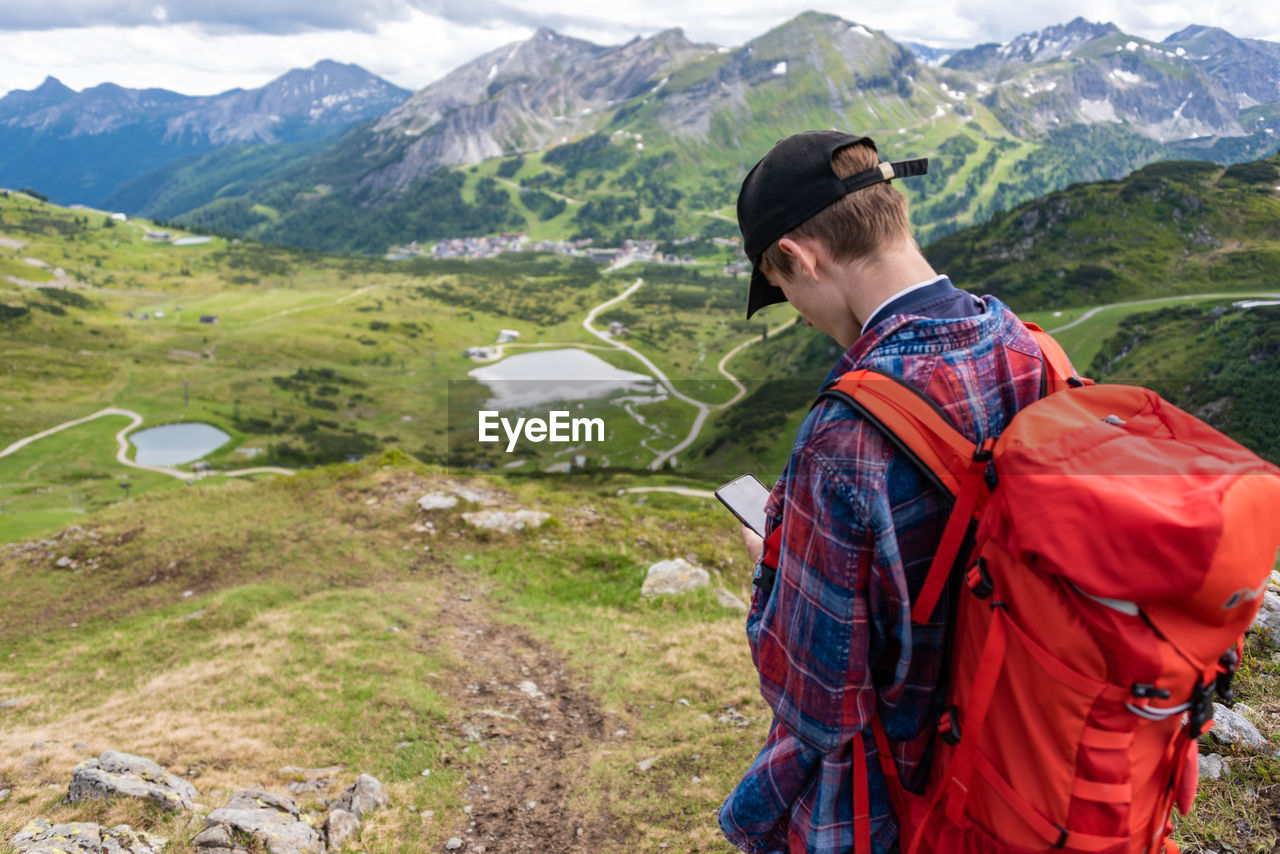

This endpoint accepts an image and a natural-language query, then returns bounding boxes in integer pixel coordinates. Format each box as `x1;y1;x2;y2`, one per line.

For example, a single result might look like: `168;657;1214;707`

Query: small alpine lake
468;348;656;409
129;422;230;465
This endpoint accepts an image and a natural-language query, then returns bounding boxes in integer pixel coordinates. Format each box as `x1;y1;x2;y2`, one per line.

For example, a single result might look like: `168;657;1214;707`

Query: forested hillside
928;154;1280;312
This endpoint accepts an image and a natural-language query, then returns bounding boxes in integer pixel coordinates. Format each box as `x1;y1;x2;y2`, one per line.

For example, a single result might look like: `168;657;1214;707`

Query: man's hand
741;526;764;565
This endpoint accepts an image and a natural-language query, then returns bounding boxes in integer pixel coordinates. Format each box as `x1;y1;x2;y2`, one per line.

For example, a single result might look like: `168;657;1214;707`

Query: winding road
615;485;717;500
1045;291;1280;334
0;408;293;481
581;277;796;469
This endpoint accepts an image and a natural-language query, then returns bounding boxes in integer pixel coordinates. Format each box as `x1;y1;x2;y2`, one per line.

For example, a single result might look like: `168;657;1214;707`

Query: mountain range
4;13;1280;254
0;61;410;207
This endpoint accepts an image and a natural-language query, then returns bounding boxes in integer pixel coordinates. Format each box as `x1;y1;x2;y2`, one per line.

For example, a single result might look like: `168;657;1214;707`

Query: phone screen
715;474;771;537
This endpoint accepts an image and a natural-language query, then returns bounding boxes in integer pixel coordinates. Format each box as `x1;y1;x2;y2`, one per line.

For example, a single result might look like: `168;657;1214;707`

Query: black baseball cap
737;130;929;318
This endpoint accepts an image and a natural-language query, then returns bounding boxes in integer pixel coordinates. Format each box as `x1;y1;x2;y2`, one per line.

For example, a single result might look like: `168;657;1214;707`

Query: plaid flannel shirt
719;293;1045;854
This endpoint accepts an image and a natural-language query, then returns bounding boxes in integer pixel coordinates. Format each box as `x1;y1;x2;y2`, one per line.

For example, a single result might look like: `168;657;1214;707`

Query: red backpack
820;325;1280;853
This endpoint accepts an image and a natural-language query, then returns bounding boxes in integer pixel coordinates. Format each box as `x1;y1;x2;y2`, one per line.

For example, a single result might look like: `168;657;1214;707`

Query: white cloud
0;1;1277;99
0;10;529;95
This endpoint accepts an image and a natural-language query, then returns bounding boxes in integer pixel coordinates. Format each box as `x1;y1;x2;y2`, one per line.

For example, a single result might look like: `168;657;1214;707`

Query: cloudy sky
1;0;1277;98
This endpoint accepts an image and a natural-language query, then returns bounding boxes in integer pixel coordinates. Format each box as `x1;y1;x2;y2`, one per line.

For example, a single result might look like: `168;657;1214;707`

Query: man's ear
777;236;820;282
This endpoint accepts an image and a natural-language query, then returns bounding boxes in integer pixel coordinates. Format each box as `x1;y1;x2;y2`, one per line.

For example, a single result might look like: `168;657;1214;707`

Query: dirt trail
430;580;618;851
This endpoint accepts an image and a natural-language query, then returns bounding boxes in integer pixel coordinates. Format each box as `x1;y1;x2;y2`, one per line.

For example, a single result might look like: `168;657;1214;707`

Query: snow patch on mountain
1078;98;1120;123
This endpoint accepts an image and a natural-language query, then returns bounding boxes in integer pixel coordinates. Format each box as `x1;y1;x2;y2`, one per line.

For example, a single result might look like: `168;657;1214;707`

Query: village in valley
387;232;752;277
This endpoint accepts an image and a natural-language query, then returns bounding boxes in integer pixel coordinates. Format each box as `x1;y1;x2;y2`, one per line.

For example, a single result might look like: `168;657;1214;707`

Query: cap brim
746;266;788;319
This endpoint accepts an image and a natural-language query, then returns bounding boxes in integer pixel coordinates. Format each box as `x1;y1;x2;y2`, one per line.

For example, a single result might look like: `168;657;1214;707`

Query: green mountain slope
1;190;823;536
927;153;1280;312
1089;301;1280;462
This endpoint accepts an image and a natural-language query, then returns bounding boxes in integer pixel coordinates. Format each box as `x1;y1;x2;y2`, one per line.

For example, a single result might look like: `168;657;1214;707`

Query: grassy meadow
0;455;1276;853
0;193;791;542
0;454;770;853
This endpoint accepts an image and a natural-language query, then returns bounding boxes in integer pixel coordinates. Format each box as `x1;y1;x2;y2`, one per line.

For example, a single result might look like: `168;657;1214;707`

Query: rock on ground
192;826;232;849
417;484;501;511
714;588;748;611
450;485;500;505
461;510;549;533
1251;591;1280;650
325;809;360;850
417;492;458;511
1199;753;1226;780
641;558;710;597
12;820;165;854
68;750;199;812
204;789;323;854
330;774;387;821
1209;703;1268;751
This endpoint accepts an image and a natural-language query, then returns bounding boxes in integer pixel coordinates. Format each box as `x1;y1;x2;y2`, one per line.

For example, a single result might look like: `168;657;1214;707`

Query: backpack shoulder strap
1023;322;1091;394
819;367;975;497
818;369;992;624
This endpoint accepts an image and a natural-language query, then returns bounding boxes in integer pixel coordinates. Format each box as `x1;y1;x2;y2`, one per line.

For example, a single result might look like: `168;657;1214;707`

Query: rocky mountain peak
999;17;1118;63
74;82;190;115
32;76;75;99
240;60;410;123
1163;24;1221;43
0;76;76;115
750;11;882;49
648;27;691;45
1162;23;1280;106
368;23;702;149
529;27;605;58
944;17;1119;71
156;62;409;146
737;11;916;102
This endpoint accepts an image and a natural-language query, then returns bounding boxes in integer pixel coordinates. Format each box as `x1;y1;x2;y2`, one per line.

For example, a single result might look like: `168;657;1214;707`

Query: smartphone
715;474;771;537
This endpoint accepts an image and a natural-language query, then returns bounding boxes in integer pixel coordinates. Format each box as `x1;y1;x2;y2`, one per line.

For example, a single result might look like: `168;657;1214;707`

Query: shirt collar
860;274;949;335
822;291;1005;389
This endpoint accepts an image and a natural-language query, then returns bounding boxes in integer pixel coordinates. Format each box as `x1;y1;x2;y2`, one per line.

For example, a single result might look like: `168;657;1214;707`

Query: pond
130;422;230;465
468;348;655;409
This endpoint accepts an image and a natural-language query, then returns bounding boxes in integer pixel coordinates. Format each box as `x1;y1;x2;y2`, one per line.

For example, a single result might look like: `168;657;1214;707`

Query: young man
718;131;1049;853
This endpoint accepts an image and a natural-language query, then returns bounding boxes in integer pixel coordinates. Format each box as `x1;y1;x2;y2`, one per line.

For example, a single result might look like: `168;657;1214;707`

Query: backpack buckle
1131;683;1171;700
1215;645;1241;704
1187;679;1215;736
966;558;993;600
938;705;962;745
